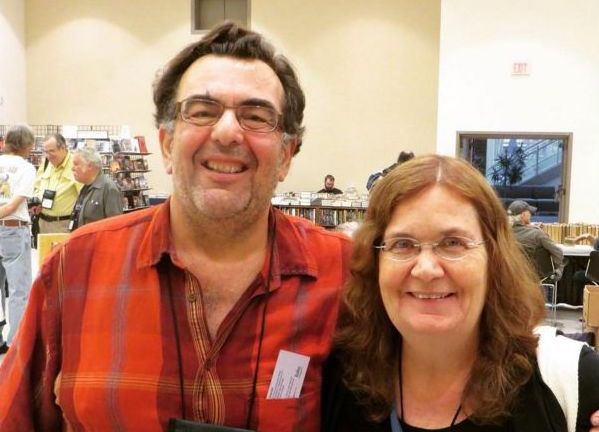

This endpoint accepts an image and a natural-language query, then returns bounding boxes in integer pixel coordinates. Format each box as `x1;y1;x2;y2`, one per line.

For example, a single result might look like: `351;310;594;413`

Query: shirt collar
55;151;71;170
136;203;318;282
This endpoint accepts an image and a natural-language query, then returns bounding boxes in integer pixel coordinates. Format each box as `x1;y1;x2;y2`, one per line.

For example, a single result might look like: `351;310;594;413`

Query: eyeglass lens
180;98;279;132
380;237;479;261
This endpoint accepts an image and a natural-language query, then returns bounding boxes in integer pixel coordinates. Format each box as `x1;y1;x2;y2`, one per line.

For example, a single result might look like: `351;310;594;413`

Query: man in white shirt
0;124;36;352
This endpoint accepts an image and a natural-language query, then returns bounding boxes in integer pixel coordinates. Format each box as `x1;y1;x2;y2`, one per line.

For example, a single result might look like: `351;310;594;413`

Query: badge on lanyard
167;418;254;432
42;189;57;209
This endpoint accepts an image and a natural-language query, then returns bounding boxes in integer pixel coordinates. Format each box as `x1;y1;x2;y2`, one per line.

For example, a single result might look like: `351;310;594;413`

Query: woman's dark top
322;346;599;432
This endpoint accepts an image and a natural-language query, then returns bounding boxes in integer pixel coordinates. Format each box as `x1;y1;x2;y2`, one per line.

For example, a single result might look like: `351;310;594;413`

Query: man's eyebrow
182;94;278;111
239;98;278;110
183;93;216;102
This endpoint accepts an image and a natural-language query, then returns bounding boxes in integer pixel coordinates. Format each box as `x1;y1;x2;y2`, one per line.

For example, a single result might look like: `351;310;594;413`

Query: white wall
0;0;27;123
25;0;440;195
437;0;599;223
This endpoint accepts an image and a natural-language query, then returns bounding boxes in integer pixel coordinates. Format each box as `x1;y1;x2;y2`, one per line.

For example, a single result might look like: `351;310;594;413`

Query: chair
533;247;560;326
585;250;599;286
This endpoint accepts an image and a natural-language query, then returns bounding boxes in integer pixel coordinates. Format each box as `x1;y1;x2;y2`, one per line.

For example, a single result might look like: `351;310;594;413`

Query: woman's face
378;185;488;341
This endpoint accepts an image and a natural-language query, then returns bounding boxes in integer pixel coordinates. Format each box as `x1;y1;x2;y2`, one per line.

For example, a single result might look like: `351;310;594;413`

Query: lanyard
390;407;404;432
162;218;277;429
393;353;462;432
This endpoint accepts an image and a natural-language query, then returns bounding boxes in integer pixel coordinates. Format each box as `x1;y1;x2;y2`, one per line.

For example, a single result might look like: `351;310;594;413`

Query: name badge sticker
267;350;310;400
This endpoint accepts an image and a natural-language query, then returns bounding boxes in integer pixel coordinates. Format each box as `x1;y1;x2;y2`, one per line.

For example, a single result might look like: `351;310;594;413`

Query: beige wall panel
253;0;440;193
0;0;27;123
26;0;440;194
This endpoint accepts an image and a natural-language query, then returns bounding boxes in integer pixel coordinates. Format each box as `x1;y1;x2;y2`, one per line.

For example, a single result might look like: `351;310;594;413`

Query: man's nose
210;109;243;146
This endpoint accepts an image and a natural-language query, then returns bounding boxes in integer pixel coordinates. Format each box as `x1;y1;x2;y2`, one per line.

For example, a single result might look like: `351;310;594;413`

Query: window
457;132;572;223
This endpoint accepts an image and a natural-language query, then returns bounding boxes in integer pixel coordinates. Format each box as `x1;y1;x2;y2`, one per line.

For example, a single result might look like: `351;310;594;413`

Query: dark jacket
75;174;123;228
322;346;599;432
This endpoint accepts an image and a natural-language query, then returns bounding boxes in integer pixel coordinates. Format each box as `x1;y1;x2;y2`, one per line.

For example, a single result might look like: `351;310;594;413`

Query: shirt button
187;292;197;303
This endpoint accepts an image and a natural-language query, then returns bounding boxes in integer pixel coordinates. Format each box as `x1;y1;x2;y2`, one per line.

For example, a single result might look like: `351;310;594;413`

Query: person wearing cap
508;199;564;279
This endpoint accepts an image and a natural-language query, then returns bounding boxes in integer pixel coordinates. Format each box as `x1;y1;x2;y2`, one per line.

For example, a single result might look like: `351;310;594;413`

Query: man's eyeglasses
176;97;282;133
374;236;485;262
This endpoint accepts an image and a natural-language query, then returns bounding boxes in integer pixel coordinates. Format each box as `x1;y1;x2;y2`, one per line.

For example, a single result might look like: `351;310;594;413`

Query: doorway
457;132;572;223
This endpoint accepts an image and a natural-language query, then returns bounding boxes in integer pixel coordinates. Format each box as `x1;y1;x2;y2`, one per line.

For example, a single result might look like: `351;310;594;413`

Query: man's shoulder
70;205;160;241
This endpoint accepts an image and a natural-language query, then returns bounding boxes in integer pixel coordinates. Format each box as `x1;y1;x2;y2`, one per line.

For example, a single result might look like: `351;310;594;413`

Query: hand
29;205;42;216
553;269;562;281
591;410;599;430
576;233;596;243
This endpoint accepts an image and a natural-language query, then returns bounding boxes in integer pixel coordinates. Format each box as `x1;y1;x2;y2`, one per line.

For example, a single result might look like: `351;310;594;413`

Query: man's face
43;138;68;167
72;154;96;184
160;55;296;224
325;178;335;190
521;210;532;224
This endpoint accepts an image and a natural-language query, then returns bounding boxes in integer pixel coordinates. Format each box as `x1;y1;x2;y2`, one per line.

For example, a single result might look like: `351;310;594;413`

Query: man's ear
277;136;298;182
159;127;174;175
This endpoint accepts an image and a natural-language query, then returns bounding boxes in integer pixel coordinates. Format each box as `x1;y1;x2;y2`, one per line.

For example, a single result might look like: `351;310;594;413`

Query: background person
573;233;599;294
0;22;351;431
0;257;6;354
0;124;36;350
508;199;565;280
69;147;123;231
326;155;599;431
318;174;343;194
366;150;415;191
32;133;82;233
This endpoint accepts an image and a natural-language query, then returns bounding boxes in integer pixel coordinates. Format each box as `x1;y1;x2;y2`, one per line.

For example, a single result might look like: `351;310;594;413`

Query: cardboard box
37;233;70;266
583;285;599;327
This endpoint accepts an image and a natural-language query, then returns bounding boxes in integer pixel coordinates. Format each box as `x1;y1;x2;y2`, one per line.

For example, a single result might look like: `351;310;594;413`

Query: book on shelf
120;139;133;152
130;137;140;153
133;159;145;171
135;135;148;153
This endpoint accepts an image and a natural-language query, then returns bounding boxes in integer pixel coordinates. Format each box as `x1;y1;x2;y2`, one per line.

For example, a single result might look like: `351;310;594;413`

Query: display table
557;244;593;305
558;244;594;257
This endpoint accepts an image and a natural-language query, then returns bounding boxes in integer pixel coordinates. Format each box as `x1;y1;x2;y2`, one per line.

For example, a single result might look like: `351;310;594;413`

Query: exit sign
512;62;530;75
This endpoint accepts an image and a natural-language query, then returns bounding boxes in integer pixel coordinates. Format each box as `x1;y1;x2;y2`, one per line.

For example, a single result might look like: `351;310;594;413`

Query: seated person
324;154;599;431
318;174;343;194
573;233;599;292
508;200;565;280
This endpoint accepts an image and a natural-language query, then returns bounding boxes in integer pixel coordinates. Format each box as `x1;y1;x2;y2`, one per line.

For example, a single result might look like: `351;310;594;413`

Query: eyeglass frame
374;236;486;262
175;96;284;133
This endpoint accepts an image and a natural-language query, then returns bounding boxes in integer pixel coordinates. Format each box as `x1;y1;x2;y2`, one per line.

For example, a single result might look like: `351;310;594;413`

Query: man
366;150;415;191
69;147;123;231
317;174;343;194
32;133;82;233
509;199;565;279
0;23;351;431
0;125;36;351
0;257;6;354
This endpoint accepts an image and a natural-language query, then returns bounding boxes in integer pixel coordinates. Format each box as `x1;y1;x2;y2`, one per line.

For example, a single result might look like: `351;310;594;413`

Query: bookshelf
272;192;368;228
1;124;152;213
539;223;599;245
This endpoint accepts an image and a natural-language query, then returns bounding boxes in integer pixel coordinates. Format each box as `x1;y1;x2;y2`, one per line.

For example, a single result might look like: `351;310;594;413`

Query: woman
325;155;599;431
